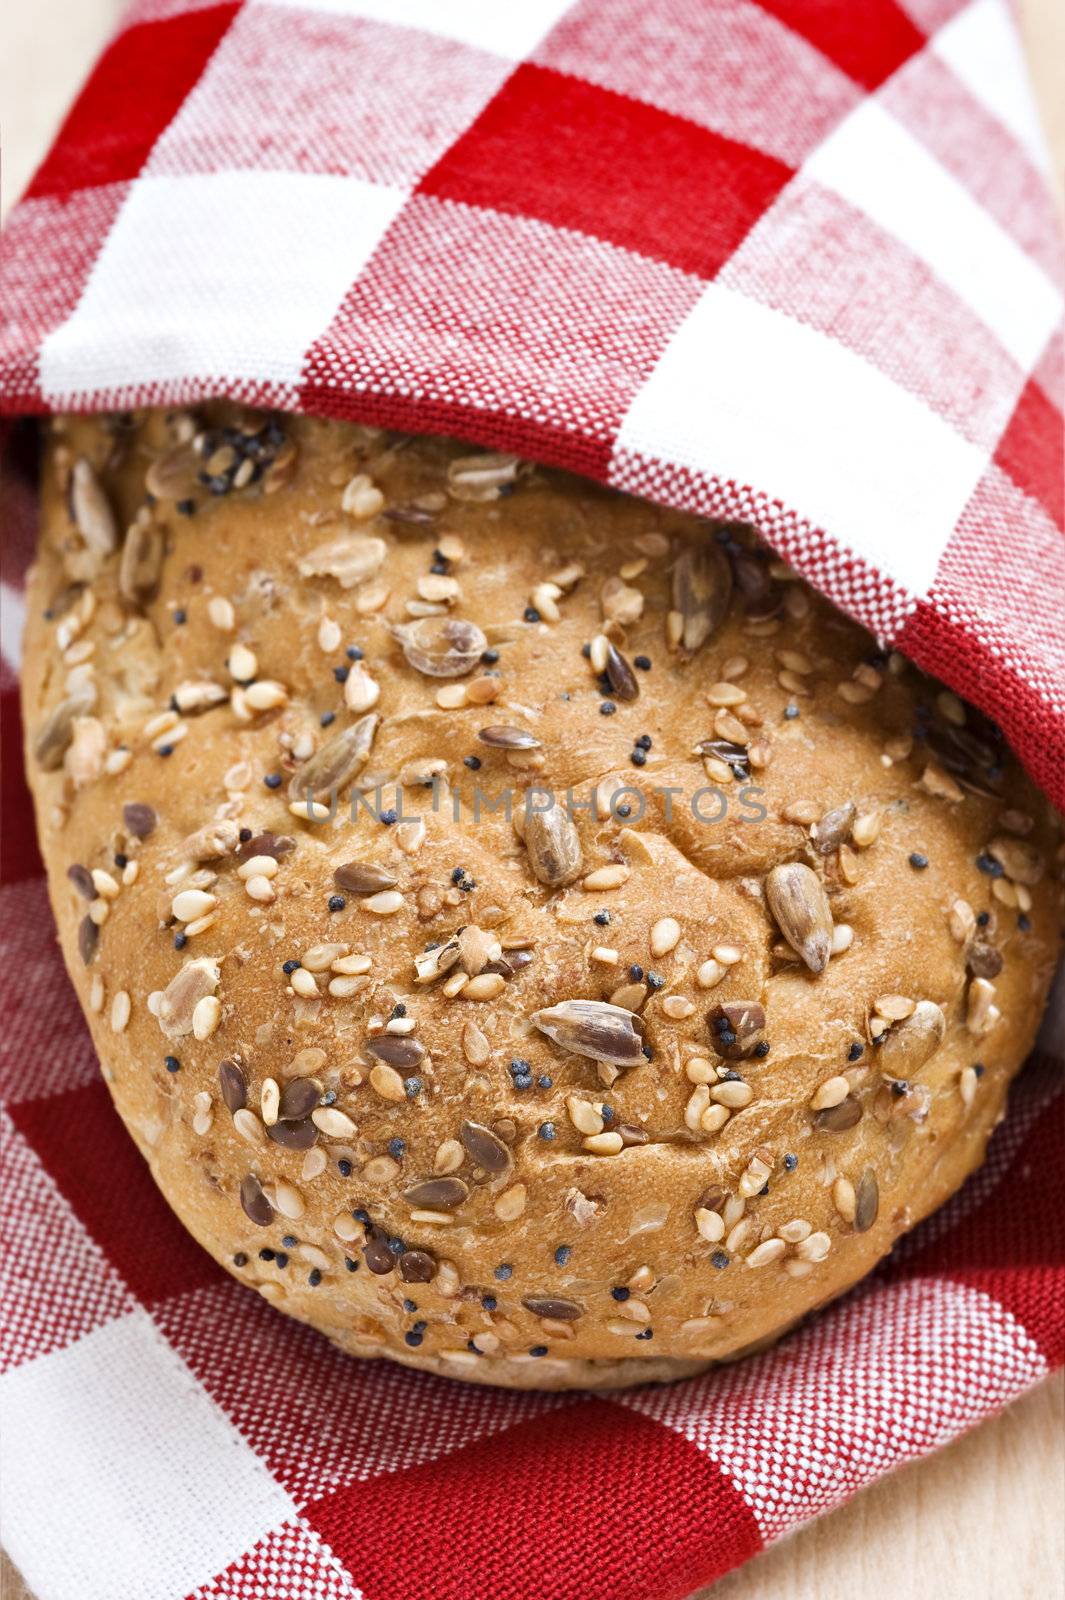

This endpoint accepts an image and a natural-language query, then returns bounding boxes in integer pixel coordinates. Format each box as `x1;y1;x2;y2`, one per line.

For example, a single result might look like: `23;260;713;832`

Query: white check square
803;98;1061;372
0;1310;295;1600
40;172;406;403
618;282;987;597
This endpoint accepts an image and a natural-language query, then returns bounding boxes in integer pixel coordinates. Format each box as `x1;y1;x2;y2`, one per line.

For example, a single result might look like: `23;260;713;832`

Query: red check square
757;0;925;91
420;63;793;280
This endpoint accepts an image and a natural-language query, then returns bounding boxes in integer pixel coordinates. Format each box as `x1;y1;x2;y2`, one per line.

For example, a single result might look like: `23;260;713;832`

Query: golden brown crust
21;405;1063;1389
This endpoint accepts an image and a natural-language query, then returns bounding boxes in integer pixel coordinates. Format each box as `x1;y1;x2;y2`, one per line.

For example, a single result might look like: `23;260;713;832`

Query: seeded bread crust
22;407;1063;1390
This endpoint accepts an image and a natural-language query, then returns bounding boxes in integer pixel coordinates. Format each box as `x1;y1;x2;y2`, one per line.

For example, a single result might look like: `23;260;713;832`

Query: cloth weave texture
0;2;1063;1597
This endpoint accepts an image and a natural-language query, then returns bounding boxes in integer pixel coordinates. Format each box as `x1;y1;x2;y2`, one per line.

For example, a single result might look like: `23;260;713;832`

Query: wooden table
2;4;1062;1597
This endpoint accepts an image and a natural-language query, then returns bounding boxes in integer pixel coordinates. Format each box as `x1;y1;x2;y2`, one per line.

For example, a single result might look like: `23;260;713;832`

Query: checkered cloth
0;2;1062;1597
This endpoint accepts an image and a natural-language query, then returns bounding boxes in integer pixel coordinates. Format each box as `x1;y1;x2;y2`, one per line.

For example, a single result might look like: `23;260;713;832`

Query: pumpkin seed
403;1178;469;1210
707;1000;766;1060
334;860;398;895
459;1119;511;1172
240;1174;273;1227
531;999;645;1067
521;1296;584;1321
395;616;486;677
365;1035;425;1069
218;1059;248;1113
810;801;855;854
877;1000;945;1076
815;1096;862;1132
278;1077;322;1120
854;1167;879;1232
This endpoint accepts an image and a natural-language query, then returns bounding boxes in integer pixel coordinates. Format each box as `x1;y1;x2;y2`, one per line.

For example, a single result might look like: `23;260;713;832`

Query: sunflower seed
765;862;832;974
447;451;523;501
288;714;378;801
531;999;645;1067
459;1120;511;1172
119;517;164;605
70;458;117;558
404;1178;469;1210
603;641;639;701
524;800;582;887
477;725;541;750
395;616;486;677
33;686;97;769
672;542;733;653
156;957;220;1041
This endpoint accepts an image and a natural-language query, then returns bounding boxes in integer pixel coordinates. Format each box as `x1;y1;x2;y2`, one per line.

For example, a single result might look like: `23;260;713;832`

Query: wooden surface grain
1;4;1062;1598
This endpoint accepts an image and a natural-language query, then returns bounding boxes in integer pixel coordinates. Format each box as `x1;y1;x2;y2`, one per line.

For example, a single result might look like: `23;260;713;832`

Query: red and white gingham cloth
0;2;1063;1597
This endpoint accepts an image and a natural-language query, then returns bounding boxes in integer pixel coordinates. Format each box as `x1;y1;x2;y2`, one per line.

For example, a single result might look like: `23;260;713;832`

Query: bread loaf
21;405;1063;1388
